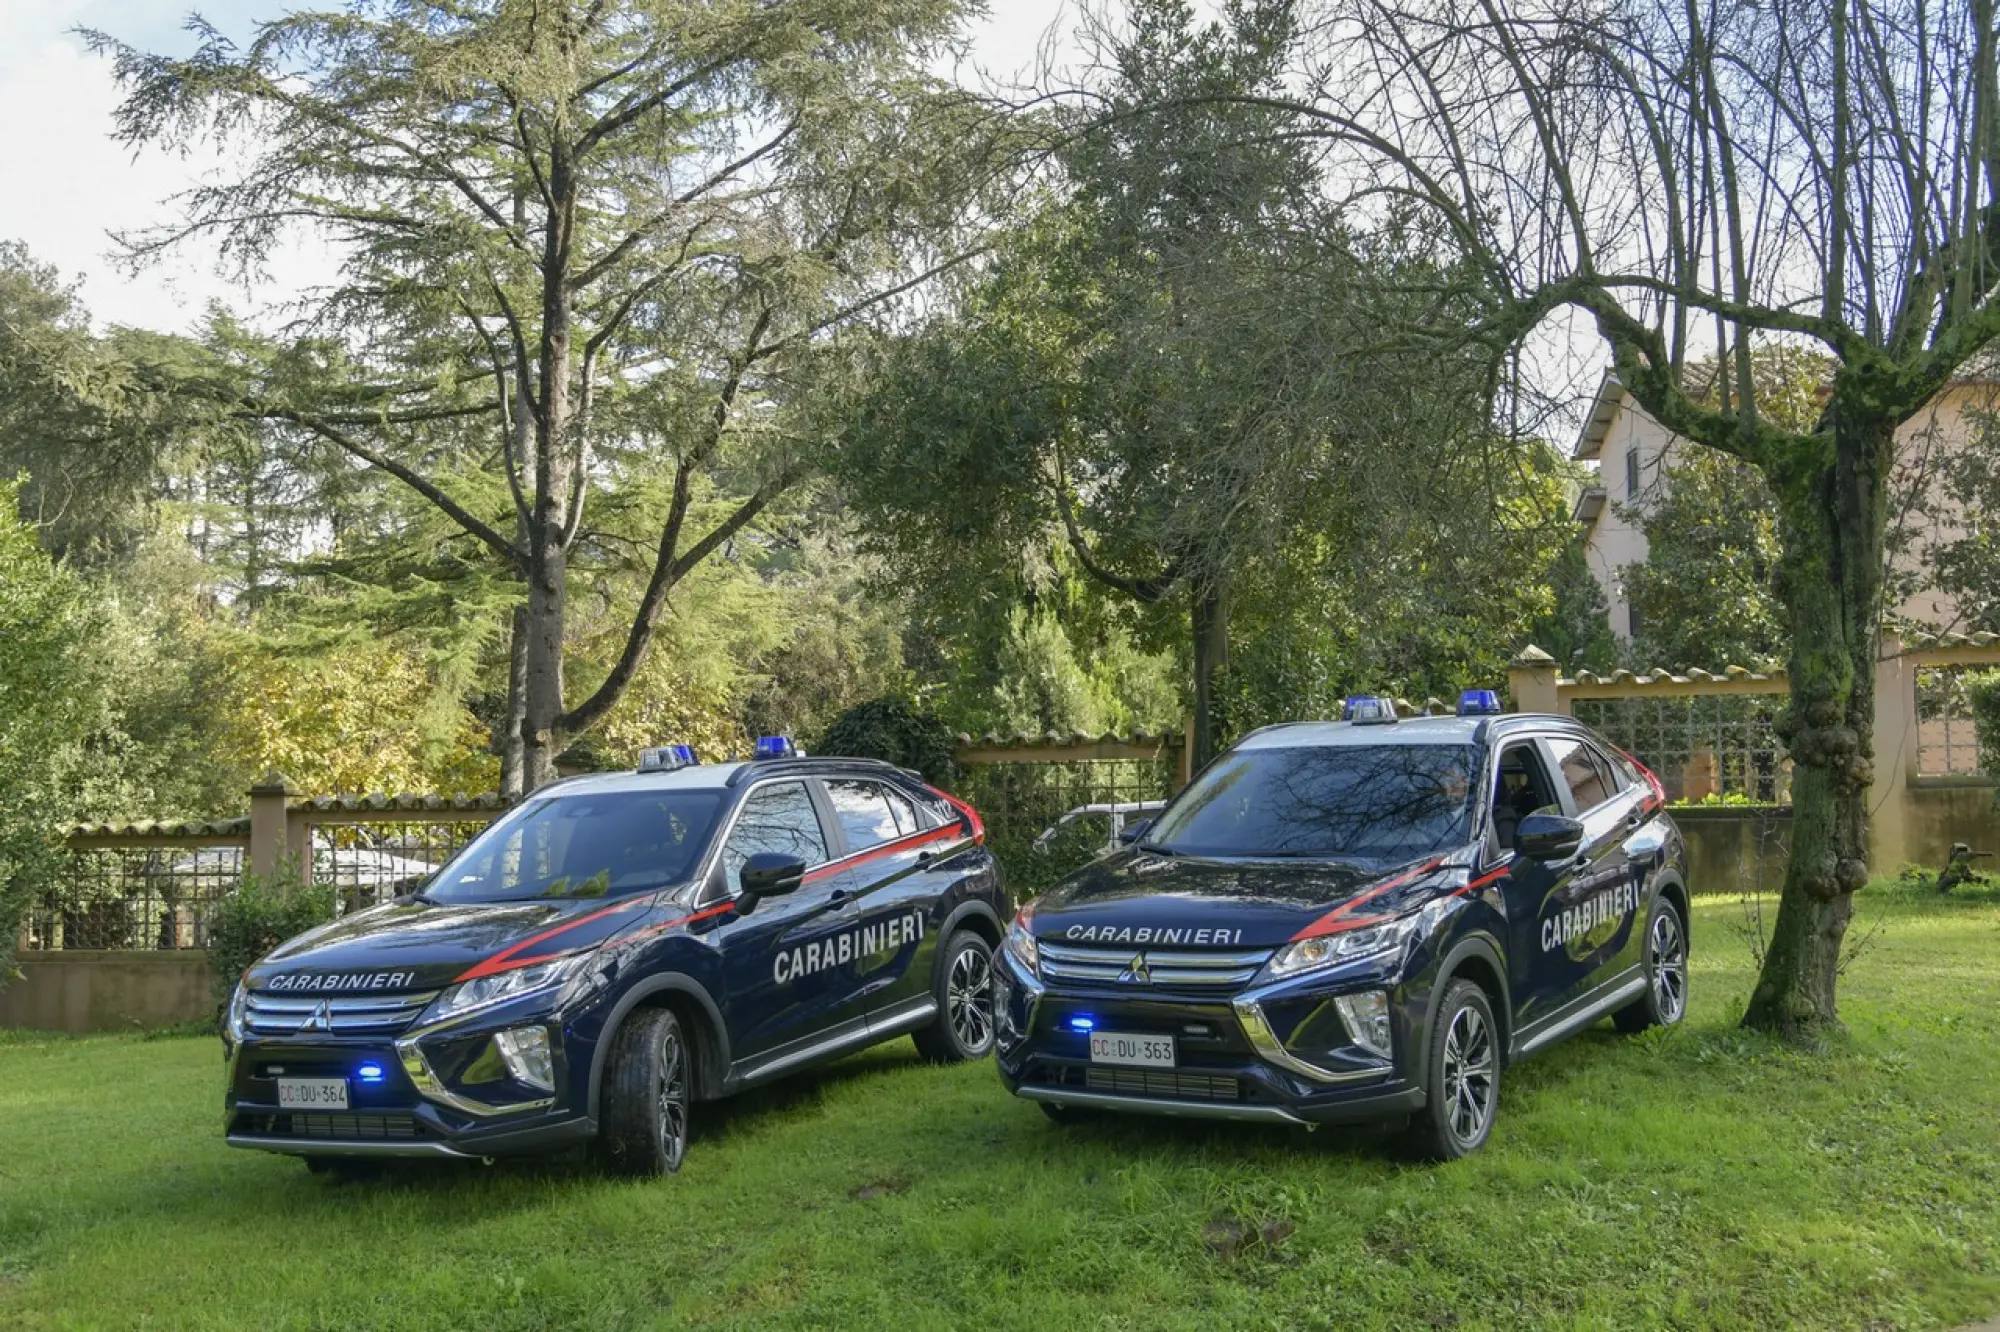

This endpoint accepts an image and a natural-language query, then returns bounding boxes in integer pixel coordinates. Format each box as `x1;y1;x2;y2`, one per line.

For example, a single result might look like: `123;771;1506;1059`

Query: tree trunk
520;543;567;791
1741;408;1891;1036
498;605;530;798
1191;578;1229;769
517;133;577;793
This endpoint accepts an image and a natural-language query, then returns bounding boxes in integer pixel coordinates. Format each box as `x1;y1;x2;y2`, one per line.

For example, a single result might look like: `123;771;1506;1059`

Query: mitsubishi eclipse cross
994;694;1690;1158
223;740;1005;1176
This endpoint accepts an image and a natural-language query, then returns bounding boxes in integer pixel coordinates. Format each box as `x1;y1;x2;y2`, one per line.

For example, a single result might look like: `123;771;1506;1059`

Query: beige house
1569;368;1990;644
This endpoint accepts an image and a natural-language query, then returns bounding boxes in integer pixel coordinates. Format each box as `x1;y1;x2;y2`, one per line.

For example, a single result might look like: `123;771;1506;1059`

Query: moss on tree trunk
1741;405;1892;1036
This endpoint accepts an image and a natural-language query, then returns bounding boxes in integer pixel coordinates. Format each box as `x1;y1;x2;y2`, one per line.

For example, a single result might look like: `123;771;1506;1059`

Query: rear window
1144;744;1478;862
826;779;903;850
1550;737;1616;811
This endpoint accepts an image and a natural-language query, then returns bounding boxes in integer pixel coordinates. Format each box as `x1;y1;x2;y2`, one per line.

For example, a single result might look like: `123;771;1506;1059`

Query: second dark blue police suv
222;740;1005;1176
995;695;1691;1159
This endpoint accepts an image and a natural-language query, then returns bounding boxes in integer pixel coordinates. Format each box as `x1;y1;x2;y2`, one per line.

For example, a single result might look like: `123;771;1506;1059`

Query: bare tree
1253;0;2000;1033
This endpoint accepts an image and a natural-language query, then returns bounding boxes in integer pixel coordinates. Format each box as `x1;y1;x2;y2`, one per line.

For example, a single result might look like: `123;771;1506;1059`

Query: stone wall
0;950;216;1033
1904;784;2000;867
1671;807;1793;895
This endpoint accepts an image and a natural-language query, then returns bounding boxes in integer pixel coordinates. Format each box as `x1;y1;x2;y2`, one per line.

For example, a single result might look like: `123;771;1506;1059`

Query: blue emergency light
753;735;802;760
637;743;698;773
1068;1015;1096;1032
1343;695;1398;725
355;1062;386;1084
1457;689;1503;716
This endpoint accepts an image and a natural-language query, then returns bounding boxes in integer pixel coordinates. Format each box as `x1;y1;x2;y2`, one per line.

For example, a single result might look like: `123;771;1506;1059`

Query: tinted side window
721;782;827;887
880;785;923;835
1598;744;1639;793
825;780;902;851
1550;737;1614;811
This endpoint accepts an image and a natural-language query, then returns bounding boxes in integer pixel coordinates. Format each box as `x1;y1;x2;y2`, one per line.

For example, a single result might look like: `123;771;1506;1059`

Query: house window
1625;446;1642;501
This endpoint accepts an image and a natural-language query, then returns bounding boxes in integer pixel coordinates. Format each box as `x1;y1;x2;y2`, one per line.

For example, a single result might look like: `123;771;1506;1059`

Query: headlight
424;954;591;1025
1003;907;1040;976
1260;914;1418;983
224;979;249;1042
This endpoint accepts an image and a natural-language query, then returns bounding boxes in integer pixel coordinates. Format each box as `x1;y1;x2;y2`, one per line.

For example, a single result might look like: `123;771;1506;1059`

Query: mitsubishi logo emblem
301;1000;332;1033
1119;952;1152;984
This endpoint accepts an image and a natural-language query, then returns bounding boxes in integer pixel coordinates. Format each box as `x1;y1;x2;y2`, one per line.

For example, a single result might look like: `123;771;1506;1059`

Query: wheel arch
588;974;731;1116
1423;932;1512;1079
1653;870;1691;948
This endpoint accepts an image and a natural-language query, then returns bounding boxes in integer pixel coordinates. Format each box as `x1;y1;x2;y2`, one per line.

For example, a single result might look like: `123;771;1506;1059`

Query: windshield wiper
1136;841;1181;857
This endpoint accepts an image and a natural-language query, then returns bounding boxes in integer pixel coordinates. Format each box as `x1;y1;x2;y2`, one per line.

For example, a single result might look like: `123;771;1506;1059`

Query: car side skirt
1514;968;1647;1057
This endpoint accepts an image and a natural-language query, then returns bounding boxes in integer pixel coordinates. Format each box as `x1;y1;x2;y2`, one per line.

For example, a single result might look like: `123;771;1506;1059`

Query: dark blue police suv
995;695;1690;1158
223;741;1004;1176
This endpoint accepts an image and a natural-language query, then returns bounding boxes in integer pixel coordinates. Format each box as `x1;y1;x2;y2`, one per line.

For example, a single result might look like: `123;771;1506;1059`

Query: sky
0;0;1080;335
0;0;1602;438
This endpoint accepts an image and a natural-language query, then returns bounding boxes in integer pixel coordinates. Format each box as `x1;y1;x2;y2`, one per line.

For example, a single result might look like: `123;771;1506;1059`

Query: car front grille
1040;1064;1245;1102
233;1112;421;1141
1037;941;1272;993
244;990;438;1037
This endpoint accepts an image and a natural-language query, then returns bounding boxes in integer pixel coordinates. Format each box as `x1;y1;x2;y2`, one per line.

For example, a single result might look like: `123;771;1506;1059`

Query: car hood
1028;849;1443;950
243;894;660;994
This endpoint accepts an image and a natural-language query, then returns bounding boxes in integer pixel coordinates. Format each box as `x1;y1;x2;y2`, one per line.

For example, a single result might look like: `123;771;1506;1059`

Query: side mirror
1516;813;1586;862
739;851;806;898
1118;817;1154;845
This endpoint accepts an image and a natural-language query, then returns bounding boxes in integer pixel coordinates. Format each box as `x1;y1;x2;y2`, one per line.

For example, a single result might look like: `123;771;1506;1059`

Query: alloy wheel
946;944;995;1054
656;1025;688;1172
1440;1003;1496;1146
1650;910;1688;1023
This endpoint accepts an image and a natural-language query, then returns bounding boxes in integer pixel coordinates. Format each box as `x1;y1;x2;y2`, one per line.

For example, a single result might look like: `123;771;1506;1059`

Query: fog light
1332;990;1393;1060
493;1026;556;1092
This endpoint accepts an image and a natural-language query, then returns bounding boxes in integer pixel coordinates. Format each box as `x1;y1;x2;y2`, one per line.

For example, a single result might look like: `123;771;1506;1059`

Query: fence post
1508;645;1564;716
1869;629;1915;872
248;771;299;884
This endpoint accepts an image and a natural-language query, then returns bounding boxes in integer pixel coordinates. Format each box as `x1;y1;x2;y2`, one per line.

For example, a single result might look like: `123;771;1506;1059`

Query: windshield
425;790;726;904
1145;744;1478;861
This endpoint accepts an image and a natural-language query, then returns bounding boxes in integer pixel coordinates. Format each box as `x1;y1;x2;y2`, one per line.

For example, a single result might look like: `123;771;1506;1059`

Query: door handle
828;889;851;907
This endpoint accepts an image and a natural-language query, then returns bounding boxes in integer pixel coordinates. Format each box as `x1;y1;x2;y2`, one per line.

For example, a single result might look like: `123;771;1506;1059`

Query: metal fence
1570;694;1790;802
1915;665;1986;776
956;755;1179;896
27;797;510;952
308;819;495;914
22;839;245;951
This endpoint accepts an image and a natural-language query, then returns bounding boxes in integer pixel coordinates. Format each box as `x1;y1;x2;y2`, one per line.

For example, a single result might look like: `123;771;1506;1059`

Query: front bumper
223;1006;591;1159
993;950;1426;1127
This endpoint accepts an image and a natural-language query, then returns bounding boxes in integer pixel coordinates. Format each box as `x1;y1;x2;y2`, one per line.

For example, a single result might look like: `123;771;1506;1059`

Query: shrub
1967;671;2000;798
815;696;959;785
207;867;336;1022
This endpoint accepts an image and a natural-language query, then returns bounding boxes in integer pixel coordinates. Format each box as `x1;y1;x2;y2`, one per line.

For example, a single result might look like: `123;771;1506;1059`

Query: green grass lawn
4;886;2000;1331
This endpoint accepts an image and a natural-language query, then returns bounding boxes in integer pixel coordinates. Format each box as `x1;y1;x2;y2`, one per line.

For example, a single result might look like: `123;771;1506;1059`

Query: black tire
597;1006;691;1177
911;931;997;1063
1405;980;1501;1161
1614;896;1690;1034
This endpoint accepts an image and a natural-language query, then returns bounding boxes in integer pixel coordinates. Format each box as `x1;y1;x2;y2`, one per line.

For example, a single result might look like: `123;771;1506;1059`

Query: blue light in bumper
1068;1015;1096;1032
356;1062;386;1083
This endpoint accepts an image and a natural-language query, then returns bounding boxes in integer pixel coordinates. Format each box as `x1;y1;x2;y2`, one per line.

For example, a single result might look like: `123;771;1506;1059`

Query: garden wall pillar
247;772;305;882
